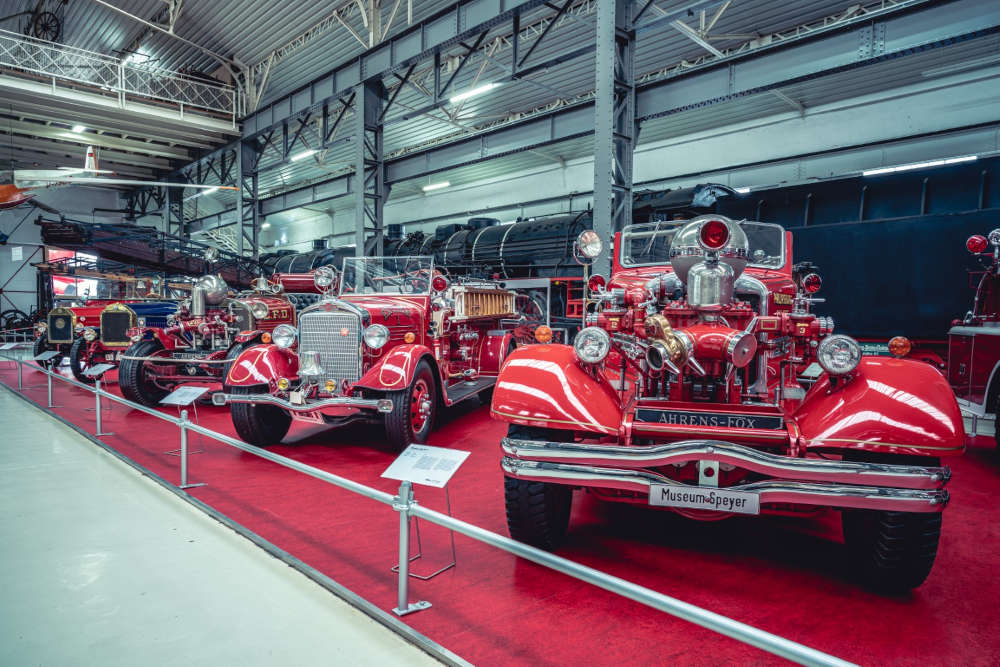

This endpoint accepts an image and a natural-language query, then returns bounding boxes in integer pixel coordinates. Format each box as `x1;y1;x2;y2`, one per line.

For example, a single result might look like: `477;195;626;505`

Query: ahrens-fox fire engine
492;215;963;591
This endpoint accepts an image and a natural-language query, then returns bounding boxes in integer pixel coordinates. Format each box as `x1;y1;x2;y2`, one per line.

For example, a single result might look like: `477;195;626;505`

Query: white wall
0;186;122;316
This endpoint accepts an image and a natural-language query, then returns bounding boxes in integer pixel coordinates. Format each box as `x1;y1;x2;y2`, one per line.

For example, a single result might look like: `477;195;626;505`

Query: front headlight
272;324;297;349
817;334;861;376
137;317;146;328
250;301;269;319
574;326;611;364
314;266;337;290
363;324;390;350
83;328;97;342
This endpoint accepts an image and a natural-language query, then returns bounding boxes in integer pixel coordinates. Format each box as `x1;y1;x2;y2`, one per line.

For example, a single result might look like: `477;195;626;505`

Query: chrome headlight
363;324;390;350
137;317;146;328
817;334;862;376
314;266;337;291
574;326;611;364
272;324;297;349
83;328;97;342
575;230;603;259
250;301;269;319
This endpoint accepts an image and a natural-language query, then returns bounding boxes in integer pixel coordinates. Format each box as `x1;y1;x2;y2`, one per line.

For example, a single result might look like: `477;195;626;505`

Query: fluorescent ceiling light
863;154;977;177
422;181;450;192
71;125;86;134
261;222;271;230
290;149;318;162
734;186;751;194
449;82;500;104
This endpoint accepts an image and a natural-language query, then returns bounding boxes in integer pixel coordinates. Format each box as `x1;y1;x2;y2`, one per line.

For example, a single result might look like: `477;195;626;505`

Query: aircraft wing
18;176;239;191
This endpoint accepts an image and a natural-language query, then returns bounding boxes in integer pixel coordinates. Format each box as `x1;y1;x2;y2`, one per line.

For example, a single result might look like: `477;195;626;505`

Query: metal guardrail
0;29;238;120
0;352;855;667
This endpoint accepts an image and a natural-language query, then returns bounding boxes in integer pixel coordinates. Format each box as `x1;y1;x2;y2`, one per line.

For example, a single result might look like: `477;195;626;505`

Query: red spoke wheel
384;359;436;451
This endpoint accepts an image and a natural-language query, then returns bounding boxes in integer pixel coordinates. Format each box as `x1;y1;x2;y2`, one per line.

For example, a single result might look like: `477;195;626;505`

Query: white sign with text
381;444;471;488
160;386;209;406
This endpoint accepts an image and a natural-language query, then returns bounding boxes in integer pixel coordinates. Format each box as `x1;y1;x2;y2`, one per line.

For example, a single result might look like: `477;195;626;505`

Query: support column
165;182;184;238
354;79;386;257
238;139;260;259
592;0;635;276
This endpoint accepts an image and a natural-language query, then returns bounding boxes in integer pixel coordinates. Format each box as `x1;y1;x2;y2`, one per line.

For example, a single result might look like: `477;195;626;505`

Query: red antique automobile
117;275;297;406
948;230;1000;445
214;257;517;450
34;299;126;369
492;216;963;591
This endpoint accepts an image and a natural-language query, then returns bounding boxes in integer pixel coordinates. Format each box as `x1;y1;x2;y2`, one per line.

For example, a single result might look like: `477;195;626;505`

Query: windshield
340;256;434;295
620;220;785;269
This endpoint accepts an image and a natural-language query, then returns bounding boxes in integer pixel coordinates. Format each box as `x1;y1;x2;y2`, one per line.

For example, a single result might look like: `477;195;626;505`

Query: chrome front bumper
212;391;393;414
501;438;950;513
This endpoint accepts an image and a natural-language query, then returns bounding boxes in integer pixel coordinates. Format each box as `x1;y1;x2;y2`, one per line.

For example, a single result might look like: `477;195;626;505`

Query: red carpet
4;362;999;665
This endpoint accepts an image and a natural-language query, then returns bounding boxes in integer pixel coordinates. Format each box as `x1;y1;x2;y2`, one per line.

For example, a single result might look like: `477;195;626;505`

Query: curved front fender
353;344;433;391
795;357;965;456
225;344;298;387
490;344;623;436
479;331;513;375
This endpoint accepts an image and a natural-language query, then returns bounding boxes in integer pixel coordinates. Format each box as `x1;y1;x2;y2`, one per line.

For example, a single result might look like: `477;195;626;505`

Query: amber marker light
404;331;416;343
325;379;336;393
888;336;911;358
534;325;553;343
261;332;272;343
277;377;290;391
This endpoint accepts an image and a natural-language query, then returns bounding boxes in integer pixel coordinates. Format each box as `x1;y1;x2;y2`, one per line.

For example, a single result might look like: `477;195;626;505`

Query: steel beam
238;139;261;258
592;0;635;275
354;80;386;256
384;0;999;186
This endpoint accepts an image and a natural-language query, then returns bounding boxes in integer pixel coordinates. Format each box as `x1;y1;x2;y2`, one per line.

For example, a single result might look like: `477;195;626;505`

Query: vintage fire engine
66;301;177;382
117;275;296;406
33;299;118;369
214;257;517;451
493;216;963;591
947;229;1000;444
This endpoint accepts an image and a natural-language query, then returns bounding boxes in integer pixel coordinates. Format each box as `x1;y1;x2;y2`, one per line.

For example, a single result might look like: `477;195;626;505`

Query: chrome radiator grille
298;310;362;384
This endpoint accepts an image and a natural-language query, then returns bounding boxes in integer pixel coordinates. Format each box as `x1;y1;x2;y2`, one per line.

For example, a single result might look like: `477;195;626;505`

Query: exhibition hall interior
1;0;998;664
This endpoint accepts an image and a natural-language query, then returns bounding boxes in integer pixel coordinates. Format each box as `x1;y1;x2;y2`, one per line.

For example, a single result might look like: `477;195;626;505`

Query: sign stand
83;364;116;416
29;351;60;392
93;379;114;437
159;386;209;490
382;443;470;617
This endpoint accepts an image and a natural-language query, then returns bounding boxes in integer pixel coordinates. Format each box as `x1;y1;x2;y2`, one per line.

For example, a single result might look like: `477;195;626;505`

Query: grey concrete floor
0;385;442;667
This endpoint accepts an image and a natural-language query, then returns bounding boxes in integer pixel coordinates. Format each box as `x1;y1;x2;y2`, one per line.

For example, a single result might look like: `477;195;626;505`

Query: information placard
381;444;471;488
83;363;116;378
159;386;209;406
33;350;60;361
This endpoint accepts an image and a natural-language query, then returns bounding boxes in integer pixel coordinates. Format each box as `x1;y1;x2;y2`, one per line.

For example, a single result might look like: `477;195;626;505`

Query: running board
445;377;495;405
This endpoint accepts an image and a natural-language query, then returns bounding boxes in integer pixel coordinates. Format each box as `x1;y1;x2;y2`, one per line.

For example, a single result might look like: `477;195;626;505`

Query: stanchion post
180;409;189;487
392;480;431;616
46;370;54;407
17;360;22;391
94;379;112;436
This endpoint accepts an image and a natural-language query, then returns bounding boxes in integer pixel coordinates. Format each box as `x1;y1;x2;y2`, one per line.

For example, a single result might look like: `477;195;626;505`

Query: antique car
492;216;963;592
117;275;296;406
947;230;1000;444
34;299;125;369
66;301;178;382
214;257;517;451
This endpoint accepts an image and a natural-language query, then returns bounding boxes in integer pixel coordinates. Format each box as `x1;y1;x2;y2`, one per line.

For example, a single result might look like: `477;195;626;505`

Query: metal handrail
0;352;854;667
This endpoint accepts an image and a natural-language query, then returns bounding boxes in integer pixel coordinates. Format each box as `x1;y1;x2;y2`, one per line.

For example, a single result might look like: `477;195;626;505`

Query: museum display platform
2;362;997;666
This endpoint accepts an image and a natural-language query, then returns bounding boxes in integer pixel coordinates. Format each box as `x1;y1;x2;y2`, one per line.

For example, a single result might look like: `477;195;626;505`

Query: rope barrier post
94;379;112;436
46;369;55;407
392;480;431;617
16;359;22;391
178;409;205;490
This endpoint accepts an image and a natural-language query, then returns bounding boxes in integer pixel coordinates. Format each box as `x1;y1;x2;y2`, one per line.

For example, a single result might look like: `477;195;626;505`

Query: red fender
478;331;514;375
794;357;965;457
490;344;623;436
353;344;433;392
225;344;298;387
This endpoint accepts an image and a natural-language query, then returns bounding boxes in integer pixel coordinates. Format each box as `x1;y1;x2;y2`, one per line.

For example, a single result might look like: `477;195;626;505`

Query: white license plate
649;485;760;515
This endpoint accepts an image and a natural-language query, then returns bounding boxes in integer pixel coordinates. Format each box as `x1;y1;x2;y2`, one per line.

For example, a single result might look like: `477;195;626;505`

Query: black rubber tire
504;424;574;550
384;359;436;451
119;339;171;407
841;451;943;592
69;337;99;384
33;333;62;369
230;385;292;447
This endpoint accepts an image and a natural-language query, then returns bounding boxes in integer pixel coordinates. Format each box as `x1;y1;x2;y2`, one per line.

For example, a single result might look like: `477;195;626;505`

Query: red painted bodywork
226;344;298;388
493;223;964;519
354;344;432;392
